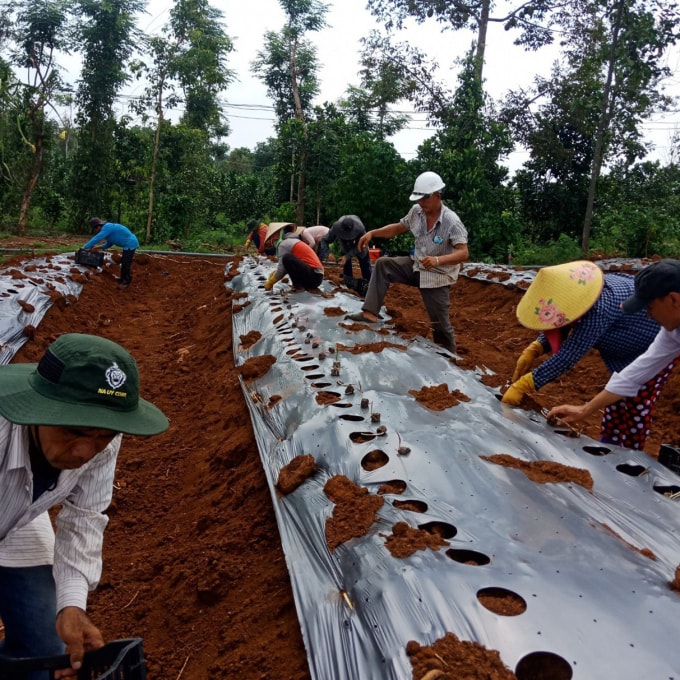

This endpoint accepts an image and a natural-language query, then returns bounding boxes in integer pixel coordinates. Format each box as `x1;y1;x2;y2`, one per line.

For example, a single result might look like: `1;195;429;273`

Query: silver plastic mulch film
0;253;86;365
232;255;680;680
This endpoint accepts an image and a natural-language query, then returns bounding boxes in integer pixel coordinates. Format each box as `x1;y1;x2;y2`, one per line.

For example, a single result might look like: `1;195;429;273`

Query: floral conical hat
516;260;604;330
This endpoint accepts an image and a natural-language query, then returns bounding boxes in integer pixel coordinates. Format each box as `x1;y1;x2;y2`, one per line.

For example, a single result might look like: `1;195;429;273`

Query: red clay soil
2;239;680;679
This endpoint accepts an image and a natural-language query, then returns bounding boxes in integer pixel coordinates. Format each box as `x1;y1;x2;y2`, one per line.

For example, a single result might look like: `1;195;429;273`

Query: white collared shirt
0;417;120;611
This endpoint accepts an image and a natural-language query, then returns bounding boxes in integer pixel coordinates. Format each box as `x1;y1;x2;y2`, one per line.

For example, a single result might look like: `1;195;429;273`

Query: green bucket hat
0;333;168;436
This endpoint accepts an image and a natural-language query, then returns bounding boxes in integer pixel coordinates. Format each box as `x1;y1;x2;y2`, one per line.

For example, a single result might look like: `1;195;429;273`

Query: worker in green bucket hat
0;333;168;677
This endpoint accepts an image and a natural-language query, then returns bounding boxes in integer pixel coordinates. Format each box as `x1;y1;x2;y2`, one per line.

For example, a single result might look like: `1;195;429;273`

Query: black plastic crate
75;248;105;267
0;638;145;680
658;444;680;476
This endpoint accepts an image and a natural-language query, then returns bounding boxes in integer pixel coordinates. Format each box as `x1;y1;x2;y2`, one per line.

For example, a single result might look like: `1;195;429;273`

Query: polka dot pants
600;358;679;450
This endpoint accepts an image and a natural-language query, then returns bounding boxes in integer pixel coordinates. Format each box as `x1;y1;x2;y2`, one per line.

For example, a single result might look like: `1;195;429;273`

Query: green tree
503;63;596;243
565;0;680;252
326;130;408;232
69;0;143;226
224;147;255;175
130;0;233;243
504;0;679;252
416;52;515;260
595;160;680;257
1;0;69;233
301;103;345;224
167;0;234;136
365;0;558;83
130;36;179;243
360;31;452;124
145;122;216;241
251;0;328;225
340;51;410;139
0;57;23;219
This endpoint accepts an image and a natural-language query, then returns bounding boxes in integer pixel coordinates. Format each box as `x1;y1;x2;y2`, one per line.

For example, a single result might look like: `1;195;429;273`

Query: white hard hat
409;171;445;201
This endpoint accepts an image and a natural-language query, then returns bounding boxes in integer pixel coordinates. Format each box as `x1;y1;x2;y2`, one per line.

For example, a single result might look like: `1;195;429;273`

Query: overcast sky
113;1;679;169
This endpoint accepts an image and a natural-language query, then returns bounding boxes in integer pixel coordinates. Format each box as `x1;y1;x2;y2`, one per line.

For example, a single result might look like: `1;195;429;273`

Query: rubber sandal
345;312;379;323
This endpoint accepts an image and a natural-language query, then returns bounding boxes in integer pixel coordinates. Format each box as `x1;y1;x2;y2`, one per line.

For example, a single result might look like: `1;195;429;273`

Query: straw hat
516;260;604;331
264;222;295;243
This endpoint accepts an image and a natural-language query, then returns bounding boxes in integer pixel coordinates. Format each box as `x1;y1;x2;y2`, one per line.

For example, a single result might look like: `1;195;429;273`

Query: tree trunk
146;84;166;244
289;42;308;224
17;134;45;236
582;0;625;254
474;0;490;82
296;153;307;225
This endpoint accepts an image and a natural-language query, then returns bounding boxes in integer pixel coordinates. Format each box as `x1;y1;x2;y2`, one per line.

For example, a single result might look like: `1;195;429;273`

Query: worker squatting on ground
83;218;139;289
548;259;680;442
502;260;666;450
264;224;324;292
347;171;468;355
245;219;276;256
0;334;168;678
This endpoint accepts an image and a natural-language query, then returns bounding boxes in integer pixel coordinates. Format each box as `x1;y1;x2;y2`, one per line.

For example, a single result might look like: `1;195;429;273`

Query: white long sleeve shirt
0;417;120;612
606;326;680;396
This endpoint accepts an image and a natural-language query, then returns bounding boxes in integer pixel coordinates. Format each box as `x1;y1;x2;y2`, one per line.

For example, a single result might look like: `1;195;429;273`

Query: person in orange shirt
264;224;324;292
245;219;276;256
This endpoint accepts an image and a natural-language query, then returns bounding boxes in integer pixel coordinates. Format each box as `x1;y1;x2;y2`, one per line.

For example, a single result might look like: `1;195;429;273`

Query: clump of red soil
324;306;346;316
239;353;275;380
232;300;251;313
669;565;680;592
324;475;384;551
480;454;594;489
238;329;261;349
406;633;517;679
337;341;405;354
480;372;505;389
276;454;318;495
17;299;35;312
381;521;449;558
341;320;391;334
408;383;471;410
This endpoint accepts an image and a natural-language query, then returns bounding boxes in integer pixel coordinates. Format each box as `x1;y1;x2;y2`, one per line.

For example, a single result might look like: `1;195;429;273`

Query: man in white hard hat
350;171;468;354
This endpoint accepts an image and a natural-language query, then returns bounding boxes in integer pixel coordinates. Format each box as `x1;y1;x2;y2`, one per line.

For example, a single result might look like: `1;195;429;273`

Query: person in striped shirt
0;334;168;676
349;171;468;354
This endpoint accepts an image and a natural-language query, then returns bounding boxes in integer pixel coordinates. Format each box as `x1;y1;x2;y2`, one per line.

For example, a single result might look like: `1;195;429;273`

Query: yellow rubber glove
512;340;544;382
501;372;535;406
264;272;277;291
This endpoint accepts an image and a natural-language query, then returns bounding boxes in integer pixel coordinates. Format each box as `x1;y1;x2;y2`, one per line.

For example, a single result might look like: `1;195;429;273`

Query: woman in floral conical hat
502;260;673;450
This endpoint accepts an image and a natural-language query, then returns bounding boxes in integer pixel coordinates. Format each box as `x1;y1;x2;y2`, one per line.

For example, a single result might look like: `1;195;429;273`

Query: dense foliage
0;0;678;262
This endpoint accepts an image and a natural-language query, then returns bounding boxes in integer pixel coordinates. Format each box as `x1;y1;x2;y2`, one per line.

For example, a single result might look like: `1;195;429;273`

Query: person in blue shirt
83;218;139;288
